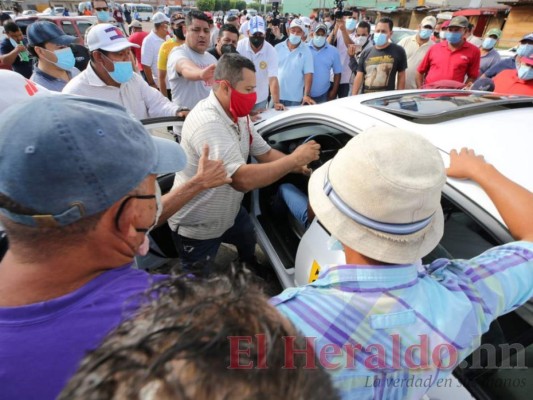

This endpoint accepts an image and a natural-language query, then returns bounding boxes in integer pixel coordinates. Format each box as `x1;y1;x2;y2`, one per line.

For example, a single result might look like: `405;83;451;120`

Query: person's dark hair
218;23;239;38
377;17;393;31
0;193;104;261
226;15;238;23
468;23;475;32
357;20;371;34
3;21;21;34
186;10;210;26
58;271;340;400
215;53;256;87
27;43;44;58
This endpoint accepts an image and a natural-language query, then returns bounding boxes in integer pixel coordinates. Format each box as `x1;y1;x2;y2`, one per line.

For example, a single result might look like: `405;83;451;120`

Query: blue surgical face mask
517;63;533;81
102;54;134;84
482;37;497;50
44;47;75;70
419;29;432;40
288;33;301;45
96;10;110;22
313;35;326;48
374;32;388;47
517;43;533;58
345;18;356;31
446;31;463;45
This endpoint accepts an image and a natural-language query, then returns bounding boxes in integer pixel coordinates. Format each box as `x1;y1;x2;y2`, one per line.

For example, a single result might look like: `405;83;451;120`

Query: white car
249;90;532;400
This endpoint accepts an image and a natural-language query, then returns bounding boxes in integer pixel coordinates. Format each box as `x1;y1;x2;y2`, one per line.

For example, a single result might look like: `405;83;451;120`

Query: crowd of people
0;3;533;400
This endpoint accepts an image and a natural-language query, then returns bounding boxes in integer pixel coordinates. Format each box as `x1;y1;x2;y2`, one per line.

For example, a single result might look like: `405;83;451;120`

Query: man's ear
109;198;138;239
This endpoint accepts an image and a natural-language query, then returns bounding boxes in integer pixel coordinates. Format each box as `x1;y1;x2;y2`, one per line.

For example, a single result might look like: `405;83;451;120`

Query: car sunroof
362;91;533;122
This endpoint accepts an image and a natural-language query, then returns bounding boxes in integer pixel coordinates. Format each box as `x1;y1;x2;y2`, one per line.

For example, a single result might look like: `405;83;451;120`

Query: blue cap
0;95;187;227
27;21;77;46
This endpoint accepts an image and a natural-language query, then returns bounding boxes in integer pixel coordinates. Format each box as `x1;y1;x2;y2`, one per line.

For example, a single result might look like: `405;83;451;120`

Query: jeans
336;83;350;98
311;92;328;104
171;206;257;271
280;99;302;107
273;183;309;231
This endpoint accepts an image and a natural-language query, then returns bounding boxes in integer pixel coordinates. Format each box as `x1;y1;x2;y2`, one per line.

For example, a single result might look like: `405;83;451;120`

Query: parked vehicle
123;3;153;21
22;10;38;16
13;15;96;45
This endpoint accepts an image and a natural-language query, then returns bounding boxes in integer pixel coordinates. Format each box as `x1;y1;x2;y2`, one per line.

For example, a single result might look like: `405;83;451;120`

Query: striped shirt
167;91;271;239
271;241;533;400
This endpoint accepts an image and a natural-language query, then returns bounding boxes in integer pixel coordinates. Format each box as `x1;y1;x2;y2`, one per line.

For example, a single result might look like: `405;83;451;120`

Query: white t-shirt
141;30;166;84
237;38;278;104
167;44;217;110
336;31;357;84
167;91;271;239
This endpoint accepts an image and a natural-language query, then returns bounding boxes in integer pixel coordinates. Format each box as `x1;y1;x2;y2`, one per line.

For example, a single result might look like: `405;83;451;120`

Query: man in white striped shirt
167;53;320;270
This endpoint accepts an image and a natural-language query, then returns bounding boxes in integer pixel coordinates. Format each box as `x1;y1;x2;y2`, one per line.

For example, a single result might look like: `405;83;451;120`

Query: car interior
255;122;533;400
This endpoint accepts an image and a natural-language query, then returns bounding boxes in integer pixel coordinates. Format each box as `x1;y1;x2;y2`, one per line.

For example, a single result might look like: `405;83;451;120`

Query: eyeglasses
95;8;109;12
115;194;156;233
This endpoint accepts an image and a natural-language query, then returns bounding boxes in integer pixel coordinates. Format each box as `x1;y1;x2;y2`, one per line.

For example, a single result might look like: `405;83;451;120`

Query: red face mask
225;82;257;121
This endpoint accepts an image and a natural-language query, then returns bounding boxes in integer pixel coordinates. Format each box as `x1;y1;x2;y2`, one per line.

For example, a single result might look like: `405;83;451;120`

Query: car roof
256;90;533;227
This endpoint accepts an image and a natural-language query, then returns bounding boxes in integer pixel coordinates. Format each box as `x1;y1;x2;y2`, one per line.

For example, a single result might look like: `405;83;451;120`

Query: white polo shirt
237;37;278;104
141;30;166;84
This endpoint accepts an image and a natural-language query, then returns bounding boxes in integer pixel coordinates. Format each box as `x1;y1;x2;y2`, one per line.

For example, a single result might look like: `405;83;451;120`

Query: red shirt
417;41;480;85
128;31;148;71
493;69;533;96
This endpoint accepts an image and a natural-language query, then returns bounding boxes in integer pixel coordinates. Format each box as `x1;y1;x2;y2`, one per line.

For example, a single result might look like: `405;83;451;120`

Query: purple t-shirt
0;264;166;400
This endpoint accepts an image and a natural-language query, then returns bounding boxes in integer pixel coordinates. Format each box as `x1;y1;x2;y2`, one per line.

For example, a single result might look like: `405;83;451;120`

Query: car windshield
363;92;533;121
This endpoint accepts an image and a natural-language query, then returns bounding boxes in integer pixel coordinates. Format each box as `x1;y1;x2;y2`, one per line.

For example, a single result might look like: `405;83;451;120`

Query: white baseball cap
152;11;170;24
249;16;265;35
87;24;140;52
0;70;53;114
289;18;304;32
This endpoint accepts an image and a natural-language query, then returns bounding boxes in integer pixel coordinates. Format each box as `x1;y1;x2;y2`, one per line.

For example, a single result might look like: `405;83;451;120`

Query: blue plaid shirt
271;242;533;400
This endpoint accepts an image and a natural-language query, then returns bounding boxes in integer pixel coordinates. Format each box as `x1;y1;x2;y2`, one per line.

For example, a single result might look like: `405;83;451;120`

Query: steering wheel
303;133;344;170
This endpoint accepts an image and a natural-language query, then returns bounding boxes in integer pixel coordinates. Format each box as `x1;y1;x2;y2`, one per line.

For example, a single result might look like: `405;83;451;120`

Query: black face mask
250;36;265;48
174;26;185;41
221;44;237;55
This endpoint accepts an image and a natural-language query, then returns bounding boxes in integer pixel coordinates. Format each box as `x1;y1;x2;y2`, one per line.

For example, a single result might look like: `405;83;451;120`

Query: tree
196;0;215;12
235;1;247;11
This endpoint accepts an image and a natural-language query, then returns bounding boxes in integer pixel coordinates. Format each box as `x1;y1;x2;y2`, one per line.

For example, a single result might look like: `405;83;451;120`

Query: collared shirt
397;34;433;89
484;56;516;78
167;91;271;239
30;66;79;92
493;69;533;96
62;63;179;119
275;40;314;102
271;242;533;400
308;41;342;97
141;30;166;84
418;40;480;85
237;37;279;103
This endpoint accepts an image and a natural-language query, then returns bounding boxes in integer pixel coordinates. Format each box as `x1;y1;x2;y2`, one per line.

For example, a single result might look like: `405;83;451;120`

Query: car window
61;21;78;38
76;21;93;36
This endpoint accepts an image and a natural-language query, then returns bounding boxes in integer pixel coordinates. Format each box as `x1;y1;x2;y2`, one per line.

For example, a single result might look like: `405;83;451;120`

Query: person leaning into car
272;127;533;400
167;53;320;271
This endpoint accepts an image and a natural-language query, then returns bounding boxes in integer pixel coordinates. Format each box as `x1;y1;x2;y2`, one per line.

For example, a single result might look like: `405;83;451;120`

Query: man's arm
158;69;167;94
302;73;315;105
396;70;406;90
447;148;533;241
176;59;216;82
268;76;285;110
0;42;25;66
351;71;364;95
415;71;425;89
230;141;320;193
158;144;231;224
142;65;157;87
328;73;341;101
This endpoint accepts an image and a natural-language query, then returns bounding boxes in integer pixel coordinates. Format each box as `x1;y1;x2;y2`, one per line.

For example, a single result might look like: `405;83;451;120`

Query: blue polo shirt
308;42;342;97
275;39;314;102
31;66;80;92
